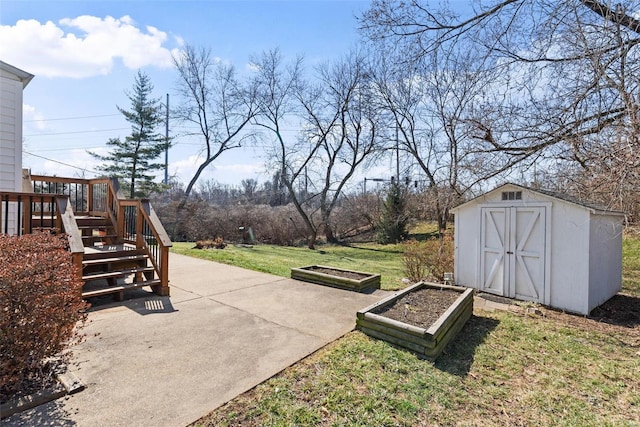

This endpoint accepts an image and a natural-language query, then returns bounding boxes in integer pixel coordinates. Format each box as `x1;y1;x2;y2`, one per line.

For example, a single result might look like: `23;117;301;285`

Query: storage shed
451;183;624;315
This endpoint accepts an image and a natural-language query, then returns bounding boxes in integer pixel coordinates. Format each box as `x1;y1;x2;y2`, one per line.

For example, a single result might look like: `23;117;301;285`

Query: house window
501;191;522;201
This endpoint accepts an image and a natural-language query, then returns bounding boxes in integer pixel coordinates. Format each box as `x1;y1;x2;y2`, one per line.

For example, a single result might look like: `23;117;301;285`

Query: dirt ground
544;293;640;341
372;287;461;329
307;266;371;280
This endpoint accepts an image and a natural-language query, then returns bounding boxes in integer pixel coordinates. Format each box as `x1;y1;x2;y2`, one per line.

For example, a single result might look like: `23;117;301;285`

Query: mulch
372;287;461;329
307;266;370;280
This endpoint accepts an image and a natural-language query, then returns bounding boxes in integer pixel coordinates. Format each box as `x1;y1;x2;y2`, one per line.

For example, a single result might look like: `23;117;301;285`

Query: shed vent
501;191;522;201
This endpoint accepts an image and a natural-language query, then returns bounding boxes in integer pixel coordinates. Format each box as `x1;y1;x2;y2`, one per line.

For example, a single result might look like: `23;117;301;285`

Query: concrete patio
3;252;386;426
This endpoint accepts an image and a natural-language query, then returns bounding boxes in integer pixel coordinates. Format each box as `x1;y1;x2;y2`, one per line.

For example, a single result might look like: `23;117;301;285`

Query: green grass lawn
176;231;640;426
171;242;407;291
623;235;640;296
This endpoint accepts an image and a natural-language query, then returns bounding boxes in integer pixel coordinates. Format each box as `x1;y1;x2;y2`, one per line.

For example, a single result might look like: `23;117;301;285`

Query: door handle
506;251;514;255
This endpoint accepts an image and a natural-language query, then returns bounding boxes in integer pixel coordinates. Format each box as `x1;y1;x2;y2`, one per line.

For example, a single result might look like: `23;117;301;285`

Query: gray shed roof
452;183;626;216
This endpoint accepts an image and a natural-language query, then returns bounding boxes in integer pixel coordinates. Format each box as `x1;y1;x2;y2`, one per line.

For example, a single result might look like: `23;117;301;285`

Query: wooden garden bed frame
356;282;474;360
291;265;381;293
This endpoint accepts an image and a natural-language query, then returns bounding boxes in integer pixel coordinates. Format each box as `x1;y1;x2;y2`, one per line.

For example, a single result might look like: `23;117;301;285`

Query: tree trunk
438;209;448;237
307;230;317;250
324;221;337;243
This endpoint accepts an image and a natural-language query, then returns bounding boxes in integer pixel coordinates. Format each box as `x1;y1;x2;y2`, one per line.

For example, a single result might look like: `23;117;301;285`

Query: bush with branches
403;235;454;283
0;233;87;402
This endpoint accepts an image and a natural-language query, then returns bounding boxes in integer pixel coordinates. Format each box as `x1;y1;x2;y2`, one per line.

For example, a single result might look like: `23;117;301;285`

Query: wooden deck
1;175;172;300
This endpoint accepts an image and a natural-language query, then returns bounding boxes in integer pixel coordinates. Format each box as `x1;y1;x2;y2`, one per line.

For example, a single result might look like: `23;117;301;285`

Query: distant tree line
98;0;640;246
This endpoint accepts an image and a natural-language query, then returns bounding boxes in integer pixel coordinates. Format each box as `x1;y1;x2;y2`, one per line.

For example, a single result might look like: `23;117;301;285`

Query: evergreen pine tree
376;181;409;244
90;71;168;198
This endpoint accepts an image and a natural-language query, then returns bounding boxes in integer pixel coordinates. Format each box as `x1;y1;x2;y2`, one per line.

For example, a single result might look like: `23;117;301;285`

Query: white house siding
0;69;23;192
1;62;32;235
452;184;623;315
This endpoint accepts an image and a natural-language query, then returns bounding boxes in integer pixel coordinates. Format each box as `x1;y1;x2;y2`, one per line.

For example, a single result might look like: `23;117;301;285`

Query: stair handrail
104;178;122;240
139;199;172;294
54;195;85;273
116;198;171;295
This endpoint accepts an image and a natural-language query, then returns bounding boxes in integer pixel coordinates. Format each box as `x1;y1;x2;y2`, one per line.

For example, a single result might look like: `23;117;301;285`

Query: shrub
0;233;87;402
194;237;226;249
403;239;427;283
157;198;308;246
403;235;454;283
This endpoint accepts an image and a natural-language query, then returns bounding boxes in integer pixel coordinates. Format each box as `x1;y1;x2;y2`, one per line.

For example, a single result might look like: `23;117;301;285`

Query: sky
0;0;384;189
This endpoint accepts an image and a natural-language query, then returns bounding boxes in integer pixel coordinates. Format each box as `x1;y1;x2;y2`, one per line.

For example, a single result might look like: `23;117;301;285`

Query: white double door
480;206;547;303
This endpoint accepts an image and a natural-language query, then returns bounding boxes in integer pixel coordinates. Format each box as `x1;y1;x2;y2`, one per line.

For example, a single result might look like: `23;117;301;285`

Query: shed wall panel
453;205;481;288
547;203;590;314
588;215;623;312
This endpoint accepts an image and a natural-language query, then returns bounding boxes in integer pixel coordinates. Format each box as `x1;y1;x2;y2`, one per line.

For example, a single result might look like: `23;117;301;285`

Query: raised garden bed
291;265;381;293
357;282;474;360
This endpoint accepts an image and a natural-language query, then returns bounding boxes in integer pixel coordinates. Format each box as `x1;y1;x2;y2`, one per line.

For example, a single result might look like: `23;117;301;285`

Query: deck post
157;247;170;296
117;204;125;242
72;251;83;296
23;196;32;234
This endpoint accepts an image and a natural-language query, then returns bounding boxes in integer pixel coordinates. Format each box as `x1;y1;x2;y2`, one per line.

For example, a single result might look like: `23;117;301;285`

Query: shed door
480;207;546;302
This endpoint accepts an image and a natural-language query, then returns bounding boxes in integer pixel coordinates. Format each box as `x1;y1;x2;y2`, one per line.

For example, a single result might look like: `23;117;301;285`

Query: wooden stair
76;215;117;247
5;176;171;301
81;244;160;301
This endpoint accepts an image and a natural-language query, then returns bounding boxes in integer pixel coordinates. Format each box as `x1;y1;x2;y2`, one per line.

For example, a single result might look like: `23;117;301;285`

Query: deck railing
30;175;119;216
4;175;172;294
0;191;85;271
119;199;172;292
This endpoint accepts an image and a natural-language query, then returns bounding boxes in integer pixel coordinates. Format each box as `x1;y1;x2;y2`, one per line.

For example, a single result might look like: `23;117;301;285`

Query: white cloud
245;62;261;73
170;155;265;186
23;104;47;130
0;16;182;78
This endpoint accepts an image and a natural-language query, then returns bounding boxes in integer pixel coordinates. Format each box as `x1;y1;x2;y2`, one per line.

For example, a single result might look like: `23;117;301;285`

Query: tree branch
580;0;640;34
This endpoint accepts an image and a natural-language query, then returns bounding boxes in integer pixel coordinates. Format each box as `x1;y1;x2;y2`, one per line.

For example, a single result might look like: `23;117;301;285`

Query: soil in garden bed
372;287;462;329
306;266;371;280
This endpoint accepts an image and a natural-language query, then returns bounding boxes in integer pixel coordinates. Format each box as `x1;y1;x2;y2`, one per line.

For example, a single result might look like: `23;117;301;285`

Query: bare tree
249;49;320;246
370;42;507;233
361;0;640;219
173;45;257;205
300;50;385;243
251;49;384;248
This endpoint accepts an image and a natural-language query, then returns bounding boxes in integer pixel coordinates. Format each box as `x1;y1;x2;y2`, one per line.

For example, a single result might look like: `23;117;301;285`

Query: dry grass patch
192;305;640;427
